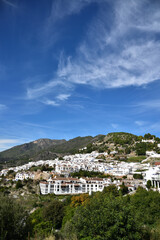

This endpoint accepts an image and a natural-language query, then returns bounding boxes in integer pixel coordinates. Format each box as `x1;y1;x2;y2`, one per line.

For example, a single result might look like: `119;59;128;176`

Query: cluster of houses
1;150;160;195
15;172;35;181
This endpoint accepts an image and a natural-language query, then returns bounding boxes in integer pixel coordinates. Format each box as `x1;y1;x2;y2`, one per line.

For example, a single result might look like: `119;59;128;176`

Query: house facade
40;177;104;195
144;167;160;190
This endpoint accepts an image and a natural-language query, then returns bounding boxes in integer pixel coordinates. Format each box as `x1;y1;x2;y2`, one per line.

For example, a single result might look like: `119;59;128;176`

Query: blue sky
0;0;160;151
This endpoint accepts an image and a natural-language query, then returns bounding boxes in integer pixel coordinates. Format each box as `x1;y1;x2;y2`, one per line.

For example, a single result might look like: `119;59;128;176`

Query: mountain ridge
0;132;159;167
0;135;105;166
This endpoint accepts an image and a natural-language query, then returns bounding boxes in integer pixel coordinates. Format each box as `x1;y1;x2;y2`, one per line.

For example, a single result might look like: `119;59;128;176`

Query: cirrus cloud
26;0;160;106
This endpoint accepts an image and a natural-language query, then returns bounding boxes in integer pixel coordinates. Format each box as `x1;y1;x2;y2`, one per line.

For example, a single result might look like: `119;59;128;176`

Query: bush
16;180;23;189
133;174;143;179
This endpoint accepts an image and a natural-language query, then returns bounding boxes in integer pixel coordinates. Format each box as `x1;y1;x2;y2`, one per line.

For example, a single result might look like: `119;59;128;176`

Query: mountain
0;135;105;167
0;132;159;168
0;138;66;166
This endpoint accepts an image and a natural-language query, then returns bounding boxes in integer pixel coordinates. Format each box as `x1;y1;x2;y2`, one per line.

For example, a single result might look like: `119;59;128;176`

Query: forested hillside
1;187;160;240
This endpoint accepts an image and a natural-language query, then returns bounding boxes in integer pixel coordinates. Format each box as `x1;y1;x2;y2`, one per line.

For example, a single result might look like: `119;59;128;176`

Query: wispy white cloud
56;94;70;101
15;121;55;130
48;0;93;22
134;121;160;135
2;0;17;8
26;0;160;107
0;139;21;152
105;0;160;44
44;0;98;48
0;139;19;144
135;121;147;126
41;94;71;107
111;123;118;129
26;77;72;107
57;41;160;88
0;104;7;110
136;99;160;110
56;0;160;88
150;122;160;132
42;99;59;106
26;79;71;100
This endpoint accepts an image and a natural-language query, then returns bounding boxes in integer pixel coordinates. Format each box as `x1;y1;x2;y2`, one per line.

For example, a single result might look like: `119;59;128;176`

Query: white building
55;162;78;175
0;169;9;176
144;167;160;189
15;172;35;181
40;177;105;195
146;151;160;158
142;139;155;143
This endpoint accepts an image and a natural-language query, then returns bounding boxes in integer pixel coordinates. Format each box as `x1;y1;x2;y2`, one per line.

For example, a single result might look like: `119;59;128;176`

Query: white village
1;137;160;196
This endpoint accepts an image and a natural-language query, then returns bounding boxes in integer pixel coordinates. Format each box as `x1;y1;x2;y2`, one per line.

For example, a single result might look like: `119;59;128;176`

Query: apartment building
40;177;104;195
144;167;160;189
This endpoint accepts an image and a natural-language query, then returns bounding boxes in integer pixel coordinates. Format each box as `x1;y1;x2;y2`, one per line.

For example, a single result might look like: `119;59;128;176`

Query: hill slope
0;135;104;166
0;138;66;165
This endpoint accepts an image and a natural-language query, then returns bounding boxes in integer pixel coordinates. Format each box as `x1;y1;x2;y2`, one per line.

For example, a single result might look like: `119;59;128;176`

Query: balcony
151;175;160;181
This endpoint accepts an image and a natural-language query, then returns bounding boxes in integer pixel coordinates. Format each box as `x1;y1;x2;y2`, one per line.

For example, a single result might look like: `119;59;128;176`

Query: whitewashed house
15;172;35;181
142;139;155;143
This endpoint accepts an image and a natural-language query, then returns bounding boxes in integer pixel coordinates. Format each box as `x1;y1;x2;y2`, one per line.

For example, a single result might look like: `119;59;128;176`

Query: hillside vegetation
1;187;160;239
104;132;138;144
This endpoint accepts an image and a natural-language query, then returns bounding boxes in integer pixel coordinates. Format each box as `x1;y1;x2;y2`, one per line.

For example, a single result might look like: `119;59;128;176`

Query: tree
135;143;146;156
43;199;64;229
125;147;131;154
133;174;143;180
86;143;93;153
155;137;160;143
30;199;64;238
15;180;23;189
119;182;128;195
0;194;29;240
70;194;89;207
146;180;152;189
103;185;119;197
130;188;160;227
144;133;155;140
63;192;143;240
7;170;14;175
